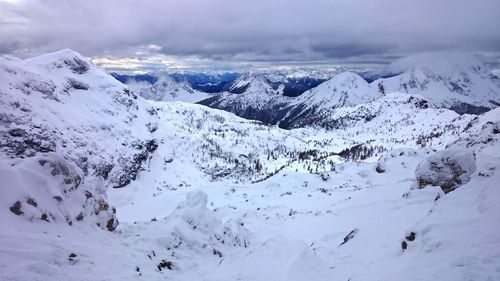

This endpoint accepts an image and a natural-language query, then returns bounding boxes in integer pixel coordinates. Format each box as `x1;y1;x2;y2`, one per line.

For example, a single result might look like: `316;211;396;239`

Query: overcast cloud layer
1;0;499;70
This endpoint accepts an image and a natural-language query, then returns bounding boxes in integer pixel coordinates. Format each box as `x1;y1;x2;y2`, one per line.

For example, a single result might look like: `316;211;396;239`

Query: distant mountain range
199;53;500;128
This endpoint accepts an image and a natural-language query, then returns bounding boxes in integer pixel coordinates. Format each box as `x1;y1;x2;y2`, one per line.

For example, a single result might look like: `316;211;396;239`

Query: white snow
291;71;380;108
1;49;499;281
132;74;212;103
374;52;500;109
415;148;477;193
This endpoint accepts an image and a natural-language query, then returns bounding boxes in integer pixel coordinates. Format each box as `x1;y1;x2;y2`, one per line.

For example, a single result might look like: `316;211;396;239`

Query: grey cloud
1;0;500;67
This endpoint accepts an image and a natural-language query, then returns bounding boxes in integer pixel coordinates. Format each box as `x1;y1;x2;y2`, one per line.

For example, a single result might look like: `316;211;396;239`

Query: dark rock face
449;102;491;115
1;128;56;157
63;57;89;74
113;139;158;188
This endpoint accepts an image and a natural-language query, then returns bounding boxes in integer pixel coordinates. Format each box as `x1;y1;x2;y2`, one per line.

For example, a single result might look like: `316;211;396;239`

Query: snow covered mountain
226;71;325;97
200;72;381;128
199;73;291;124
276;72;381;128
373;52;500;114
291;72;380;108
1;49;500;281
132;75;212;103
226;72;283;95
201;53;500;128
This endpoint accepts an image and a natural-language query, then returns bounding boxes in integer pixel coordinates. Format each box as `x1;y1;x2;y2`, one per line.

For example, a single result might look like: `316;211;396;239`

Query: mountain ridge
200;53;500;127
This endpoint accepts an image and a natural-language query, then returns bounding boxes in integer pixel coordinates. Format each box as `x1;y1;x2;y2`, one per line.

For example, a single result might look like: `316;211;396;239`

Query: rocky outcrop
1;153;118;231
415;149;477;193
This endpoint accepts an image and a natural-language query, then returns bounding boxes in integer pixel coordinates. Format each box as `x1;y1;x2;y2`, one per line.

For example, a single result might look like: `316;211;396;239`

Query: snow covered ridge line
199;53;500;129
0;49;161;189
131;74;213;103
1;49;500;280
0;49;495;188
0;49;370;189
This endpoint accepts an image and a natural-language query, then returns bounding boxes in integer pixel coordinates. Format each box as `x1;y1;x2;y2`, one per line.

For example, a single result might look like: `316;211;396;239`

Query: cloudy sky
1;0;500;72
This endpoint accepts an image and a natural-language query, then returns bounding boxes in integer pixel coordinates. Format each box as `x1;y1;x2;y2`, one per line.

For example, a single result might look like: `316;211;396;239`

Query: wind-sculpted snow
1;50;500;281
156;190;249;250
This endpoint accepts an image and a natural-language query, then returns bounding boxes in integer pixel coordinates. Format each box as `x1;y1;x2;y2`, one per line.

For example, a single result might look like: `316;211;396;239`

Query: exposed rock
9;201;23;215
339;228;359;246
375;163;386;173
26;197;37;207
405;232;416;241
113;139;158;188
40;213;49;222
76;212;84;221
68;253;78;265
106;218;116;231
8;128;26;137
157;260;174;271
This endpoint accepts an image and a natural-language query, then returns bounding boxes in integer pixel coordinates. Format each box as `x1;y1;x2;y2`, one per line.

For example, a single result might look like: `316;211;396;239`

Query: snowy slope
277;72;381;128
199;72;379;128
132;75;212;103
0;49;160;189
201;53;500;128
373;52;500;114
1;49;500;281
227;72;282;95
291;71;380;108
198;73;291;124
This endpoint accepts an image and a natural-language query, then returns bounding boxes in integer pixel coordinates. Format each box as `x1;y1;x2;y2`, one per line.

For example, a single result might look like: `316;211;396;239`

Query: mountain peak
297;71;379;108
25;49;91;74
327;71;369;88
375;52;500;113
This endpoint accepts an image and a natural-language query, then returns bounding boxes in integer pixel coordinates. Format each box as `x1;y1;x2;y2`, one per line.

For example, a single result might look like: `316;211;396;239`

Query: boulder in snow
0;153;118;231
415;149;477;193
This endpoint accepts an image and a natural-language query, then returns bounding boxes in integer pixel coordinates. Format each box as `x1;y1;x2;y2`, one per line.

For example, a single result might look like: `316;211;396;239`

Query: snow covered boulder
172;190;218;233
0;153;118;231
415;149;477;193
157;190;249;251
